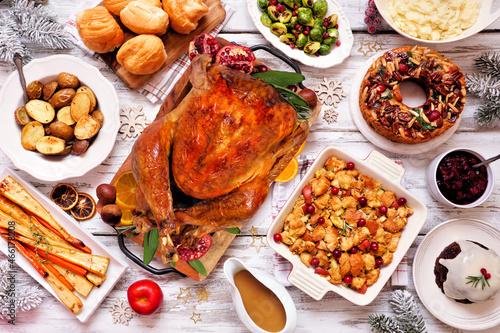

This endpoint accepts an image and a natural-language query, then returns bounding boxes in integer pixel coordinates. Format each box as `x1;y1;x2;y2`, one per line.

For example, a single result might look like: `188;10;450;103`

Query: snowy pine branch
369;313;404;333
466;73;500;99
10;0;56;22
19;13;72;49
0;11;32;63
474;52;500;78
475;99;500;125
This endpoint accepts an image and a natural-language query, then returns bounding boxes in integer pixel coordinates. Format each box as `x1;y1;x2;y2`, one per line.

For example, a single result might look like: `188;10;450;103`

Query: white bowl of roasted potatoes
0;55;120;181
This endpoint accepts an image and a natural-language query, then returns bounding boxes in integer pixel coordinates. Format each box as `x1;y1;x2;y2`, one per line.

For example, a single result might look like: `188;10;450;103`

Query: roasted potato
27;80;43;100
21;121;45;151
57;72;80;89
72;139;89;155
58;145;73;156
91;110;104;128
76;86;96;111
14;106;31;126
74;115;100;140
36;136;66;155
49;121;74;142
56;106;76;126
50;88;76;109
42;81;58;101
25;100;55;124
70;93;91;122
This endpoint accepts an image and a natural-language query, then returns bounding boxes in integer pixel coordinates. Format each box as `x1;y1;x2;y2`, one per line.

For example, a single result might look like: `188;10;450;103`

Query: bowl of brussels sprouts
247;0;353;68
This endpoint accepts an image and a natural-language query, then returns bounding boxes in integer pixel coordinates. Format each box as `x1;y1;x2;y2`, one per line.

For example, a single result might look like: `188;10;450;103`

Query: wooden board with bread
75;0;226;89
99;38;322;281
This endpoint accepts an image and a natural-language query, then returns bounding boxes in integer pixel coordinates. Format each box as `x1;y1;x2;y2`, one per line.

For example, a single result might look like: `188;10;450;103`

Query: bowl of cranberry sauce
427;148;494;208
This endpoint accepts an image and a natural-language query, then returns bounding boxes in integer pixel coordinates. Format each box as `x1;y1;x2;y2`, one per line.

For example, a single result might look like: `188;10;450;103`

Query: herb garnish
466;274;490;290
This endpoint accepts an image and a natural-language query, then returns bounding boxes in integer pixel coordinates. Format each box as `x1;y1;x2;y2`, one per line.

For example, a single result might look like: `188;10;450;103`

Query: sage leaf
189;259;207;276
252;70;305;87
225;227;241;234
170;261;176;268
272;84;309;107
143;228;159;265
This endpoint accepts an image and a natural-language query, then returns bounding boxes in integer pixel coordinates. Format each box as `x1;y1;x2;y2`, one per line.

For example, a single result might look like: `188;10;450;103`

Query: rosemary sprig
466;274;490;290
339;221;352;238
115;225;136;238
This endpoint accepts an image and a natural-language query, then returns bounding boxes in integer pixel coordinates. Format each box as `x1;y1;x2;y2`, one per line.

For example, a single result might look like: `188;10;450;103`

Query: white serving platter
247;0;353;68
349;51;462;155
0;55;120;181
267;146;428;305
0;168;128;323
413;218;500;330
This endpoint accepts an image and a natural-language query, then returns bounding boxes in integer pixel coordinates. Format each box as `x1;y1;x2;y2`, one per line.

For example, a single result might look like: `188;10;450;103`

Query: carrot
44;262;74;291
0;228;48;278
26;245;87;276
75;244;92;254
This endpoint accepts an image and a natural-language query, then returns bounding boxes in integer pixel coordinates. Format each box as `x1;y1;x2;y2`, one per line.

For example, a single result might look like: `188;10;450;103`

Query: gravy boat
224;258;297;333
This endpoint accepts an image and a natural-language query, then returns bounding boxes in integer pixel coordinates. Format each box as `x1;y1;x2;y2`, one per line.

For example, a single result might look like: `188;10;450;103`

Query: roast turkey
131;54;311;262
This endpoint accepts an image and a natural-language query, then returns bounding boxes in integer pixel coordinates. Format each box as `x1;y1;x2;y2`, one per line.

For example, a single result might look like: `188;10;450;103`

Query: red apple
127;279;164;316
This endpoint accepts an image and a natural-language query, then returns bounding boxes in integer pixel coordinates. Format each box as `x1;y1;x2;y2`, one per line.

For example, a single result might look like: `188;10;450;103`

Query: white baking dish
267;147;428;305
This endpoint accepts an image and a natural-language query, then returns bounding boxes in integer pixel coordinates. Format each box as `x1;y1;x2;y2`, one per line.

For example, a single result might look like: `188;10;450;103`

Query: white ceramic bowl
426;148;494;208
375;0;500;44
0;55;120;181
267;146;428;305
247;0;353;68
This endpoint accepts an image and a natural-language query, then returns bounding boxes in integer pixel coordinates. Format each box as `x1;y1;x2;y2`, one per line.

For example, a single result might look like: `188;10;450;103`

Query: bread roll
162;0;209;34
116;35;167;75
76;6;124;53
120;1;169;35
104;0;161;15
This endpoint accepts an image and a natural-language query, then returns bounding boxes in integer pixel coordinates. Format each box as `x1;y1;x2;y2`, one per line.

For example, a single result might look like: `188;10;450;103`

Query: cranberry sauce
436;151;488;205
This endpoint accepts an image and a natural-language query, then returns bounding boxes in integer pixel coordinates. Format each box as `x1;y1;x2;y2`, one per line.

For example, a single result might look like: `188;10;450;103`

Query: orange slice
70;193;96;220
50;183;78;210
113;171;137;210
275;157;299;183
120;209;134;226
294;140;306;157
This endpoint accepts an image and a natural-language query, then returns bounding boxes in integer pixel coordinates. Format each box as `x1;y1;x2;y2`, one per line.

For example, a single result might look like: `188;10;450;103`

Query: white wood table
1;1;500;332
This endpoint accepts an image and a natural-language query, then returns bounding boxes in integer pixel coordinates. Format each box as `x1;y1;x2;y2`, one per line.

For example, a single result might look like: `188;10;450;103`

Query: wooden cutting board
104;40;322;280
98;0;226;90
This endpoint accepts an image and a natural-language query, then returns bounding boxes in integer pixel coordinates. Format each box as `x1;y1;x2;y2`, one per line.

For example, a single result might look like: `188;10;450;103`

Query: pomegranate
215;45;256;74
188;33;220;61
176;234;212;261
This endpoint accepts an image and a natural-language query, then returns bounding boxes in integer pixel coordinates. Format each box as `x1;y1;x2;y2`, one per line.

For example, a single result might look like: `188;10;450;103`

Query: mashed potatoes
388;0;479;41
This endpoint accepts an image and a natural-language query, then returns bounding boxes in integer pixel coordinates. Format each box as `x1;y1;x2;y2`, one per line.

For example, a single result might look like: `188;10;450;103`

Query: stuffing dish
278;155;413;293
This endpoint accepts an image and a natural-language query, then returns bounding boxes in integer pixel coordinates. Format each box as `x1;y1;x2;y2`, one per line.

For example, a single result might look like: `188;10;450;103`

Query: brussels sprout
302;0;314;8
318;44;331;55
270;22;288;36
304;41;321;54
297;7;314;27
260;13;273;27
285;16;298;29
309;27;324;42
293;0;302;7
295;33;308;48
323;27;339;45
313;18;326;30
324;14;338;28
283;0;295;8
279;33;297;44
313;0;328;17
257;0;268;11
268;5;280;21
279;9;293;23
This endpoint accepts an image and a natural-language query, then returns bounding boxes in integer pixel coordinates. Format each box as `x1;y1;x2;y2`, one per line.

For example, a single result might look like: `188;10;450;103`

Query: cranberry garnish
334;24;338;29
294;32;299;39
306;204;315;214
485;273;492;280
399;62;408;74
367;25;377;34
375;258;383;267
481;268;487;275
397;197;407;206
317;216;325;225
324;33;329;39
358;197;367;206
375;84;386;93
336;40;341;47
370;242;379;251
323;22;329;27
358;218;366;227
294;5;299;10
310;258;320;267
350;247;358;254
288;85;297;92
379;206;388;214
292;11;297;16
303;30;309;35
289;44;295;49
343;275;353;284
331;187;339;195
346;162;355;170
332;249;341;258
427;111;441;122
295;24;300;29
258;65;269;73
273;233;282;242
269;0;276;5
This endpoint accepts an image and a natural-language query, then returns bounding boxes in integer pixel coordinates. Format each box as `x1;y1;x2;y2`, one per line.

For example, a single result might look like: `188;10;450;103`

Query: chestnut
96;183;117;205
100;204;122;225
298;88;318;108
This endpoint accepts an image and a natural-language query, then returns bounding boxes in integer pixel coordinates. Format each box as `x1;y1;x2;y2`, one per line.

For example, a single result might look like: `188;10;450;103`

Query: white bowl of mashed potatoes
375;0;500;43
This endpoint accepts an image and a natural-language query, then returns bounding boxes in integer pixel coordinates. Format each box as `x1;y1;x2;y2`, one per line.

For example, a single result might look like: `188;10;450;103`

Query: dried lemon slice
114;171;137;210
50;183;78;210
275;157;299;183
70;193;96;220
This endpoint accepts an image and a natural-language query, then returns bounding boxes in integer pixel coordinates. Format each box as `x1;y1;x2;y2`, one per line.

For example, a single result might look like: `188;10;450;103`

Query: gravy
234;270;286;332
